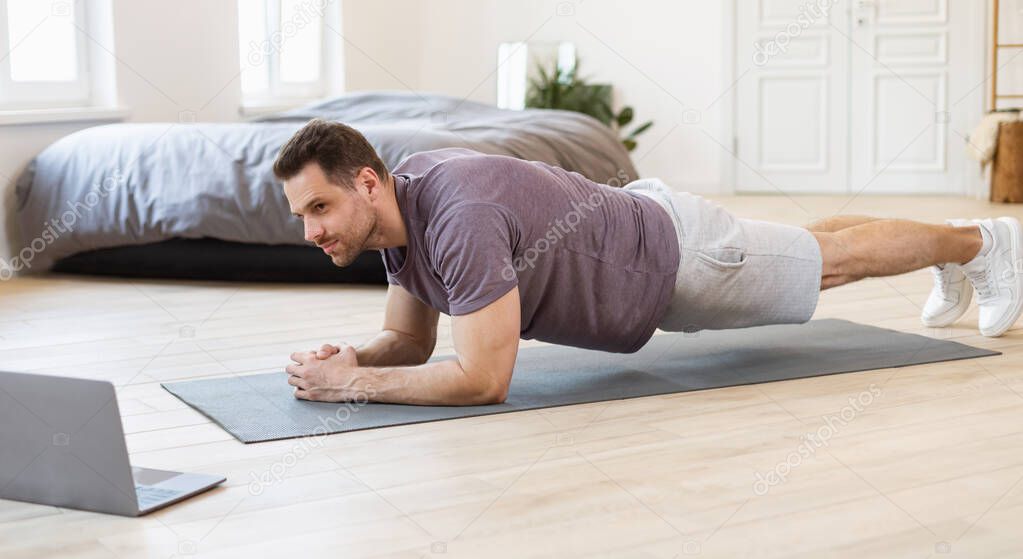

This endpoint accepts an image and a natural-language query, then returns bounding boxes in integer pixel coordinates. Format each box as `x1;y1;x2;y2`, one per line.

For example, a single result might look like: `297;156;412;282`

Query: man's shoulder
393;148;488;175
400;150;525;211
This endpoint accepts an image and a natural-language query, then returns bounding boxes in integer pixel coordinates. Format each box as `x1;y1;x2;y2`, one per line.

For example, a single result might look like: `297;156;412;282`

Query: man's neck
375;175;408;250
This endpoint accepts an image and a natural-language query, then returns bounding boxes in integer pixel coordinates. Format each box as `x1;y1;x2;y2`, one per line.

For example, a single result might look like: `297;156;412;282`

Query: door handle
857;0;875;26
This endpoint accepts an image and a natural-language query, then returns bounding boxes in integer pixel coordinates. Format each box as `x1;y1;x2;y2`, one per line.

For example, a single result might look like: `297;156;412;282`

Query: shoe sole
921;278;973;327
982;217;1023;337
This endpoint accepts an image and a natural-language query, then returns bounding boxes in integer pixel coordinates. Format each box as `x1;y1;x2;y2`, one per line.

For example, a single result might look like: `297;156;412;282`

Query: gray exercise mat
161;319;999;443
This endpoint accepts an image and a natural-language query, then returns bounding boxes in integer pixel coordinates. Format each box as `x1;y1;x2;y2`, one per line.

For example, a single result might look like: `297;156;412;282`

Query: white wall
341;0;423;91
407;0;728;190
110;1;242;123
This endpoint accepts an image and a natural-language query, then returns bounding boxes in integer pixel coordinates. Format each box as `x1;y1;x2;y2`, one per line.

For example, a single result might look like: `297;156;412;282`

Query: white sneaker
960;217;1023;337
921;219;972;327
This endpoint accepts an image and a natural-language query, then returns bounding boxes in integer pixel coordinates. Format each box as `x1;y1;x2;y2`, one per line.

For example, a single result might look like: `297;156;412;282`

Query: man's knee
811;231;855;278
803;218;831;233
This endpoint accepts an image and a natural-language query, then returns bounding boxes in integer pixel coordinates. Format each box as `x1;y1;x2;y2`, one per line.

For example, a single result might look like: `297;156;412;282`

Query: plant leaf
626;121;654;139
535;62;549;86
593;98;614;126
616;106;634;127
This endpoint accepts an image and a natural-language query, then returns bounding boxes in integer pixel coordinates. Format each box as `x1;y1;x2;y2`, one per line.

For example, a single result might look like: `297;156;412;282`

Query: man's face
284;163;378;267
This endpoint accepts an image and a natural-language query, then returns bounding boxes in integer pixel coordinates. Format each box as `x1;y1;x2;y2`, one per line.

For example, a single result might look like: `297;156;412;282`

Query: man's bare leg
810;219;983;290
804;215;880;233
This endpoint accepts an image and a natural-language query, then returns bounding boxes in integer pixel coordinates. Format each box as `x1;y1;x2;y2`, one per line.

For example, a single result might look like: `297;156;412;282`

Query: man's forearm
355;329;432;367
342;359;507;406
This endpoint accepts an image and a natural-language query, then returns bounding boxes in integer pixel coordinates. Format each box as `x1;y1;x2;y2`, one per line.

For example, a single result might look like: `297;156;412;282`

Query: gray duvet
15;91;638;271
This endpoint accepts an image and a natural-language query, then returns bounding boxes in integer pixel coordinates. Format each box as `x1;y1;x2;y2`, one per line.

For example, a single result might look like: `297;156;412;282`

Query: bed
15;91;639;283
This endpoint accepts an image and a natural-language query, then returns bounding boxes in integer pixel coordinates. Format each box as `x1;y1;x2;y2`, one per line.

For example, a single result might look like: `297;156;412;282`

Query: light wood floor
2;195;1023;558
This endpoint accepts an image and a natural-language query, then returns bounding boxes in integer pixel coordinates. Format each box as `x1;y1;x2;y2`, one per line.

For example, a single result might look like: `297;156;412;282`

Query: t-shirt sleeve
378;250;400;285
428;202;520;316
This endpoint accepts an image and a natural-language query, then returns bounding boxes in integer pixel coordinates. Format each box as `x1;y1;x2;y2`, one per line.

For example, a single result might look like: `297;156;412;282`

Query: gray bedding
15;91;638;271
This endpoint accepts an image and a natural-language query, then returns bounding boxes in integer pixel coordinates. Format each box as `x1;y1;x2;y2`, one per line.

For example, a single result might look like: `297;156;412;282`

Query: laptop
0;371;225;516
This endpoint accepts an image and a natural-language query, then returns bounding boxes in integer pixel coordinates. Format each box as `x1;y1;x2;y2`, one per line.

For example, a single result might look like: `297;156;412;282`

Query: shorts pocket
694;247;747;269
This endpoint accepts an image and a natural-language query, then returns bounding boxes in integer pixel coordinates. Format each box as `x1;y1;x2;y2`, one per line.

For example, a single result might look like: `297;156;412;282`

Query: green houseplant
525;61;653;152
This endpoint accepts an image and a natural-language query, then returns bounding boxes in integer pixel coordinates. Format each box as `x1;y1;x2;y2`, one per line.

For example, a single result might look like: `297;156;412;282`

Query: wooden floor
2;195;1023;558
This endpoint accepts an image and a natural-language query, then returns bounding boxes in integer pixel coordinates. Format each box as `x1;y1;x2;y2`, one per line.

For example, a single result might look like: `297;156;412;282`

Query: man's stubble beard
330;206;378;267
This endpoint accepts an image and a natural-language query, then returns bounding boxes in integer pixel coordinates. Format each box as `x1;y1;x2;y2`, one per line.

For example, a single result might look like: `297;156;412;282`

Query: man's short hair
272;118;388;189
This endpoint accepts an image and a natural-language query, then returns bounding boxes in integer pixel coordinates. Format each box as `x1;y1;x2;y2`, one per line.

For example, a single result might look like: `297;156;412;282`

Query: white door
848;0;986;194
735;0;985;194
735;0;851;193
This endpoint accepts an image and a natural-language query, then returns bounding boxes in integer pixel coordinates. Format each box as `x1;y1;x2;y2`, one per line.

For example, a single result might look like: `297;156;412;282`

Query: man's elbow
416;341;436;365
482;383;509;405
465;374;510;405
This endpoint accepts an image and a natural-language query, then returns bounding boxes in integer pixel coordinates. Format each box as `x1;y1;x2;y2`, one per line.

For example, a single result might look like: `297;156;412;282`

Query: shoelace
964;265;997;302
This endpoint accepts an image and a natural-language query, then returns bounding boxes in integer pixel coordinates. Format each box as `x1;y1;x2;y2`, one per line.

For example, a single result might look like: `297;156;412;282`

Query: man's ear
356;167;381;198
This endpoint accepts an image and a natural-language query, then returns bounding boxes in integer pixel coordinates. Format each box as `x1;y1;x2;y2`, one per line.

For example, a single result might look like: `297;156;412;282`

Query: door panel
875;0;947;25
736;0;849;193
759;76;829;171
849;0;966;194
872;72;946;171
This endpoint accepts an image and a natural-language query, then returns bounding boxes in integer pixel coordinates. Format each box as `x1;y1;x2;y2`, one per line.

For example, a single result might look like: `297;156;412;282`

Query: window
238;0;342;108
496;41;576;111
0;0;92;109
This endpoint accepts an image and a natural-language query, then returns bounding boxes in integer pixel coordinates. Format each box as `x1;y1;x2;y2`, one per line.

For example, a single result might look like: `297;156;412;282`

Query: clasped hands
286;342;365;402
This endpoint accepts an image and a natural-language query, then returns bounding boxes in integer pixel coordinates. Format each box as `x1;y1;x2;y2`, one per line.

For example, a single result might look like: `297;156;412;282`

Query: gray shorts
625;179;822;332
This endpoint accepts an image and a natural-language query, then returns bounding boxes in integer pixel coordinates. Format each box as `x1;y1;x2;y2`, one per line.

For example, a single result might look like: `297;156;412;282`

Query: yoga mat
162;319;999;443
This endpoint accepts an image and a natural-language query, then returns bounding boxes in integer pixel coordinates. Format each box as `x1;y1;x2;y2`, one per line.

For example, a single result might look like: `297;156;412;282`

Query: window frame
0;0;93;110
239;0;331;107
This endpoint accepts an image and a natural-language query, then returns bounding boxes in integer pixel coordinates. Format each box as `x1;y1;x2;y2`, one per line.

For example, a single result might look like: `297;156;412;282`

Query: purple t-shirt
380;148;680;353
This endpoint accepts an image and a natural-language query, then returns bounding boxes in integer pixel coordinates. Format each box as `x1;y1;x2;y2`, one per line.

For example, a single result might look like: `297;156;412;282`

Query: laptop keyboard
135;485;185;509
